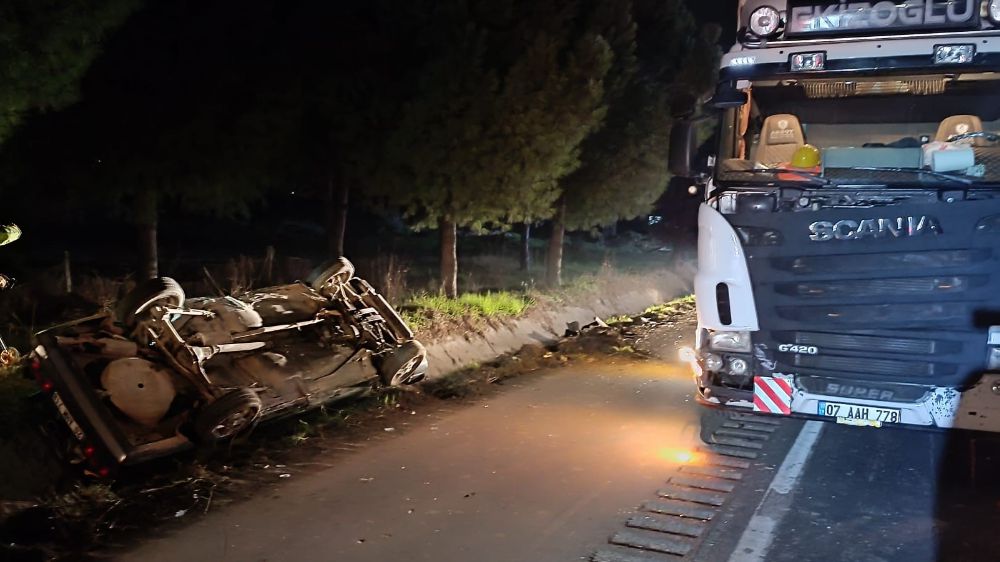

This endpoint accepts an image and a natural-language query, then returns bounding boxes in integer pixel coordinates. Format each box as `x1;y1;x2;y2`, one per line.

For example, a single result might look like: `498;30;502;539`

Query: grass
406;291;534;320
643;294;696;317
0;364;39;437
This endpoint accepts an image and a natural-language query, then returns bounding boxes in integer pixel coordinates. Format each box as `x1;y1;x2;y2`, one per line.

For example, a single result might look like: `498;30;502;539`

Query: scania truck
670;0;1000;433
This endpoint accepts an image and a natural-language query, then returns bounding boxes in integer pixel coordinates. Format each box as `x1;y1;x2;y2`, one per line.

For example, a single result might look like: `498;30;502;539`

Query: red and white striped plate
753;376;792;415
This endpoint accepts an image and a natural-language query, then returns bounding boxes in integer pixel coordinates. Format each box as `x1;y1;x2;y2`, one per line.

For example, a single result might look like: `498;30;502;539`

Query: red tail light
83;445;96;457
98;467;110;478
32;358;54;392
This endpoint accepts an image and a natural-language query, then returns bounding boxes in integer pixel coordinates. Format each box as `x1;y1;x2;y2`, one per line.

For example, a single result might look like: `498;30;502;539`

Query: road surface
118;323;1000;562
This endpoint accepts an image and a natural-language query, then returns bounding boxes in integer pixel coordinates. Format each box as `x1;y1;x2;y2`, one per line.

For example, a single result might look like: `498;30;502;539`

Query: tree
0;0;138;144
546;0;640;286
378;0;611;297
545;0;722;286
65;1;295;278
562;81;672;228
265;1;421;260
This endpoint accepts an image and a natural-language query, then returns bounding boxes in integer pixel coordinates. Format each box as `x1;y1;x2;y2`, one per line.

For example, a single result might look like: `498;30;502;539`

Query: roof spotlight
749;6;782;38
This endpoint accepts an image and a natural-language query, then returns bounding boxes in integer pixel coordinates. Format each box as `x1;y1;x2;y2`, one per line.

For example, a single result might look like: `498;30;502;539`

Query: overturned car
29;258;427;474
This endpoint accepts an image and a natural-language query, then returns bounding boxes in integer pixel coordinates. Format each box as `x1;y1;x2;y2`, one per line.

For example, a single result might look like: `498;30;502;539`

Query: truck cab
680;0;1000;432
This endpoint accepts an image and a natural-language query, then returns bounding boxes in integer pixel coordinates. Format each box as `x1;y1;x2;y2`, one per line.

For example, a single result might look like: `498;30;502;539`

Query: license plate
52;392;86;441
817;400;900;427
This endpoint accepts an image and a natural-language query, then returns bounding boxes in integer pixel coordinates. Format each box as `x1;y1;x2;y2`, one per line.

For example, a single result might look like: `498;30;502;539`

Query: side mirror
710;82;749;109
669;120;698;177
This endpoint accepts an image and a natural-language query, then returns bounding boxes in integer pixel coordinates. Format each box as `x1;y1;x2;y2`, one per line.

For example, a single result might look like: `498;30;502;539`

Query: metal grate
785;353;956;378
775;275;985;298
802;78;946;98
775;301;973;327
771;249;989;275
592;413;780;561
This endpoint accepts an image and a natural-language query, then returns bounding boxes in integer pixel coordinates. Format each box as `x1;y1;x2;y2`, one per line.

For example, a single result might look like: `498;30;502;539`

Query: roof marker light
791;52;826;71
934;44;975;64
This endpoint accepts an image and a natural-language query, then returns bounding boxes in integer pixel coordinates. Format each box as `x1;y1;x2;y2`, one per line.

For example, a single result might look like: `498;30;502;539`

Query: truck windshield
715;72;1000;188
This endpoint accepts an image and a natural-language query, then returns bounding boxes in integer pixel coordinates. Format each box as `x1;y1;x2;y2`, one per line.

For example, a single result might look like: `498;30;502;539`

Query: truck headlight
728;357;750;376
704;353;725;372
749;6;781;37
709;330;753;352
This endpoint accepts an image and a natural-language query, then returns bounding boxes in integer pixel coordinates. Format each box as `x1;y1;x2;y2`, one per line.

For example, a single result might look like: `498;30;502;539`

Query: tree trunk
546;199;566;287
135;190;158;279
440;216;458;298
326;174;349;258
603;222;618;242
519;223;531;271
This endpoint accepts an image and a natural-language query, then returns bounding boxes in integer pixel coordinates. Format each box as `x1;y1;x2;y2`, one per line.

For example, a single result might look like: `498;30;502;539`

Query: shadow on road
935;430;1000;561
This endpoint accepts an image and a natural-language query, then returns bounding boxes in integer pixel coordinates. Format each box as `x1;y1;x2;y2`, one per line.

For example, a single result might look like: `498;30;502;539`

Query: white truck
670;0;1000;433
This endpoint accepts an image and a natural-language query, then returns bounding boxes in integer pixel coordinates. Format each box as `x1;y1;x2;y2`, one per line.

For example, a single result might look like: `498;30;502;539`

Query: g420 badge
777;343;819;355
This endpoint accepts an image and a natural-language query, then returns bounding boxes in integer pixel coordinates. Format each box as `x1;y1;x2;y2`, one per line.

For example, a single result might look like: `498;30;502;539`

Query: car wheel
306;257;356;294
194;388;263;443
116;277;185;327
377;340;427;386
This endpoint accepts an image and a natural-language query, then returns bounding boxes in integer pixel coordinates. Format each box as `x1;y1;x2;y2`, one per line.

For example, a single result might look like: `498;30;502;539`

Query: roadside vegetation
406;292;533;320
0;364;36;435
644;295;696;317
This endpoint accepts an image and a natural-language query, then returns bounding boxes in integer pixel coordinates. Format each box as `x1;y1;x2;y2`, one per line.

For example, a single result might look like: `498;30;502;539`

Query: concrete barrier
423;266;693;379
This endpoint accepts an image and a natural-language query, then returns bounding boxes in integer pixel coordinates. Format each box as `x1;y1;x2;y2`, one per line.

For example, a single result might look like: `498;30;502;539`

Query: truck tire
194;388;263;443
377;340;427;386
307;258;356;293
116;277;185;327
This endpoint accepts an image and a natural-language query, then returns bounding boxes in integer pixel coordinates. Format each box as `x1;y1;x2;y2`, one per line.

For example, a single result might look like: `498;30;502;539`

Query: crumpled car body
29;258;427;474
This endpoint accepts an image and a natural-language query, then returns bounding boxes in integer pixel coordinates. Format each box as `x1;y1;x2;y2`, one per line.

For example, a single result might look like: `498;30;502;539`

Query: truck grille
731;198;1000;387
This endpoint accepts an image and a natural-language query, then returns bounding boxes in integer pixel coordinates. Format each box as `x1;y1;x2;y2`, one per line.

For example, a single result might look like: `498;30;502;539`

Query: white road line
727;420;825;562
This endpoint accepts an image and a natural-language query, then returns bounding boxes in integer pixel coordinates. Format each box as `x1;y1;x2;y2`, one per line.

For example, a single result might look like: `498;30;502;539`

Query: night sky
688;0;740;47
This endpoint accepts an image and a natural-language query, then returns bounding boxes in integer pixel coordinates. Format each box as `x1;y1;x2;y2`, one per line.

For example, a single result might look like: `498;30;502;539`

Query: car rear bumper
34;333;190;467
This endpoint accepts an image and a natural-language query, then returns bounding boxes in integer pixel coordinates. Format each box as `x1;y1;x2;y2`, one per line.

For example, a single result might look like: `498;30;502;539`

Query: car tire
194;388;263;443
377;340;427;386
116;277;185;327
307;257;356;293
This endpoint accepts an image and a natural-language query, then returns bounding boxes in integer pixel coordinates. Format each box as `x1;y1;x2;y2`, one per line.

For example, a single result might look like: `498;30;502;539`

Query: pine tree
0;0;138;144
378;0;611;297
546;0;722;286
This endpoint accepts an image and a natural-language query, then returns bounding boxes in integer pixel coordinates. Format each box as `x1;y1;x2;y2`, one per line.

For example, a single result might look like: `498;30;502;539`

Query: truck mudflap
698;374;1000;432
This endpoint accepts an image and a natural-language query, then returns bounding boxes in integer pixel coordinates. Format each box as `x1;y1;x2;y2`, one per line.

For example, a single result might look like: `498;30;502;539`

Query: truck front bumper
695;373;1000;432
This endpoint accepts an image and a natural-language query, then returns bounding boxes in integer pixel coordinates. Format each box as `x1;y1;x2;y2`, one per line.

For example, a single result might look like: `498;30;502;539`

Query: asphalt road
692;409;1000;562
117;322;1000;562
119;354;713;562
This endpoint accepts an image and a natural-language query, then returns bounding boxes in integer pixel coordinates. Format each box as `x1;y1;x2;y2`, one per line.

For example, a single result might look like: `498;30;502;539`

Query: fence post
63;250;72;294
264;245;276;285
